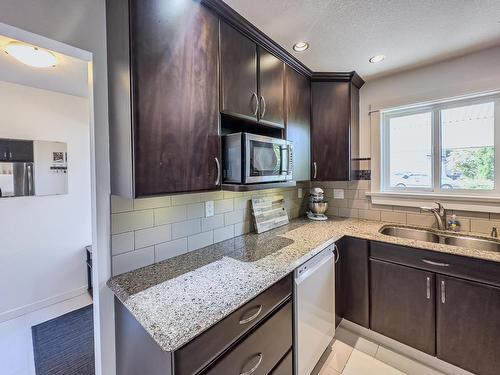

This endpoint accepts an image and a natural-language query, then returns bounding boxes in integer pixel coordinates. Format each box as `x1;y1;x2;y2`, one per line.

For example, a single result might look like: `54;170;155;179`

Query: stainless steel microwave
222;133;293;184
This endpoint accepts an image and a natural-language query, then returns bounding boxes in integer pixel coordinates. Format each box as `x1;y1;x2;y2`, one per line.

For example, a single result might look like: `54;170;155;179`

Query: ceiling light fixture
369;54;386;63
3;42;58;68
293;42;309;52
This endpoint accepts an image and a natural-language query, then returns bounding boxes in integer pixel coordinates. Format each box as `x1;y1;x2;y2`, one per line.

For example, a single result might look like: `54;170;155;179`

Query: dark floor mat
32;304;95;375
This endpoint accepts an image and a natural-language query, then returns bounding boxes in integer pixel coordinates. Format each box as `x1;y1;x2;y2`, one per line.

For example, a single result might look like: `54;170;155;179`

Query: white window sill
367;191;500;213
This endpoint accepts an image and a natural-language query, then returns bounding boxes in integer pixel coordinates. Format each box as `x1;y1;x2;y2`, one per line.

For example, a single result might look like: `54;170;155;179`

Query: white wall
0;1;112;374
359;46;500;158
0;81;91;318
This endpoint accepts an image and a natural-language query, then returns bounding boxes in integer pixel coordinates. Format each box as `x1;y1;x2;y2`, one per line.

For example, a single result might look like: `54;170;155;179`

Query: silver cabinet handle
250;92;259;117
334;244;340;263
240;353;263;375
313;162;317;179
422;259;449;267
214;157;221;186
9;151;12;159
426;277;431;299
441;280;446;304
239;305;263;325
259;95;266;119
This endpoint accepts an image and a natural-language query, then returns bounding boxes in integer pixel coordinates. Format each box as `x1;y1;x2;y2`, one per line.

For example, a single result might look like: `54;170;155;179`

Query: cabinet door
336;237;369;328
285;66;310;181
2;140;34;162
258;47;284;128
220;21;258;121
370;259;436;355
311;81;351;181
130;0;220;196
437;275;500;375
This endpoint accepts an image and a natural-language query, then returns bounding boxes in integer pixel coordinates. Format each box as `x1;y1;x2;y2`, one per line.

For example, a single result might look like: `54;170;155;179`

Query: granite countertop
107;217;500;352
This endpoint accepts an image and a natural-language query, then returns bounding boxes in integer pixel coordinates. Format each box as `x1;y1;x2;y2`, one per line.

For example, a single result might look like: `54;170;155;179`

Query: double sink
380;225;500;252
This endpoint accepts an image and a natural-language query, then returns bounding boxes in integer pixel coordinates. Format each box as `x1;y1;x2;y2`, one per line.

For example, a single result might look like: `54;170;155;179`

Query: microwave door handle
280;146;288;175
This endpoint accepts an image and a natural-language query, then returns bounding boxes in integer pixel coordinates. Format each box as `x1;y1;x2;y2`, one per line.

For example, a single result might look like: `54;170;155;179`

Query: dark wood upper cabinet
335;237;369;328
0;139;33;162
106;0;220;197
311;74;363;181
258;47;285;127
285;66;311;181
370;259;436;355
437;275;500;375
220;21;285;129
220;21;258;121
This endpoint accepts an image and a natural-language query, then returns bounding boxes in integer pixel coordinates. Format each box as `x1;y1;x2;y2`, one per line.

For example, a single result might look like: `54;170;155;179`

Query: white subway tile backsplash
200;191;224;201
112;210;154;234
135;224;172;249
111;185;309;274
113;246;154;275
154;206;187;225
171;193;200;206
133;196;171;210
470;219;500;235
214;225;234;243
188;231;213;251
172;219;201;239
380;211;406;224
111;195;133;213
187;203;205;219
406;213;436;228
215;199;234;214
234;220;253;236
201;214;225;232
224;209;248;225
111;232;134;255
154;238;188;262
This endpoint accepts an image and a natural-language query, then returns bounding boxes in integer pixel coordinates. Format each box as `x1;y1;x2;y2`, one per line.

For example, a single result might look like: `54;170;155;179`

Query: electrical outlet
333;189;345;199
298;188;303;198
205;200;214;217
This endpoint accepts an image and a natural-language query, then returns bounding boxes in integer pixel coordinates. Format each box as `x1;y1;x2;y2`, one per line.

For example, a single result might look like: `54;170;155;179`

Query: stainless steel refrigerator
0;162;35;197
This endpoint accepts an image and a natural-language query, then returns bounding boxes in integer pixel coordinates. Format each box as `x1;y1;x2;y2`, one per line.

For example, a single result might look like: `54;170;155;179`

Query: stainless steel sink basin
444;236;500;252
379;225;500;252
379;226;440;243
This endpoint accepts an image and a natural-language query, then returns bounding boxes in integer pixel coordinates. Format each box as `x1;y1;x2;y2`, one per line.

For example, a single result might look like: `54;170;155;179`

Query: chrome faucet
421;202;447;230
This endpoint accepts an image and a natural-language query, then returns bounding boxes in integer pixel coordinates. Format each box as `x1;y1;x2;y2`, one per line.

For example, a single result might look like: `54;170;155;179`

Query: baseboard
339;319;473;375
0;285;90;323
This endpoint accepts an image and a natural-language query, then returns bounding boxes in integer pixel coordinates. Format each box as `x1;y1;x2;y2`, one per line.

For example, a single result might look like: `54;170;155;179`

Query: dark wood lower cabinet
437;275;500;375
370;259;436;355
204;301;292;374
336;237;369;327
270;349;292;375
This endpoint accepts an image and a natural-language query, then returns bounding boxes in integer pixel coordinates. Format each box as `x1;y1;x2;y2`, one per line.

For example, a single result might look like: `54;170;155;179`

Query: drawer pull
239;305;263;325
441;280;446;304
240;353;263;375
426;277;431;299
422;259;450;267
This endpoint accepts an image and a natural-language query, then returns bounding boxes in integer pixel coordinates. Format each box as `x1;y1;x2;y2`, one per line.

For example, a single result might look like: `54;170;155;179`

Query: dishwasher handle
295;250;334;285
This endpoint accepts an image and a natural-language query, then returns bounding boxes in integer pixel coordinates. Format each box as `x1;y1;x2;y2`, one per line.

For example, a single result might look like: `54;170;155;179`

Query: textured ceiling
223;0;500;80
0;35;88;97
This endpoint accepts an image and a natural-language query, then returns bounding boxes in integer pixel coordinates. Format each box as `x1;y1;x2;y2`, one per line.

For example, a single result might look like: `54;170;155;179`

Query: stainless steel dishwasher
294;244;336;375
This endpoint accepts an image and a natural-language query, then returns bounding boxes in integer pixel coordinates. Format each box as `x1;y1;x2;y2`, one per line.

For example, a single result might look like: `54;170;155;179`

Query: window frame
381;93;500;197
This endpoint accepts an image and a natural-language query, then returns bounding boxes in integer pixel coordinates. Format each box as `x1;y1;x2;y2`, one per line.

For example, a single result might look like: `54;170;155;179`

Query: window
382;93;499;195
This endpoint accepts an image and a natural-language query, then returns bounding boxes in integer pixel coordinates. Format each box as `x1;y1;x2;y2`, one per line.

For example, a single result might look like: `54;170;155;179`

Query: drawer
174;274;292;374
271;349;293;375
204;300;293;375
370;241;500;287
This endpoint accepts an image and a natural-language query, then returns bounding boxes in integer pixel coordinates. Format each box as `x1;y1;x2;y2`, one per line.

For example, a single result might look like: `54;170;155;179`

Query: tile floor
312;326;463;375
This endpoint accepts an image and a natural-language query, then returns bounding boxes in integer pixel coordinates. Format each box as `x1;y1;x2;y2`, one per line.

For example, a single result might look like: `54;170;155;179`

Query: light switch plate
298;188;303;199
333;189;345;199
205;200;214;217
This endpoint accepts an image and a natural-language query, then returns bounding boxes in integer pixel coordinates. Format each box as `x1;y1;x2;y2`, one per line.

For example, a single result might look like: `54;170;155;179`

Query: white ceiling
223;0;500;80
0;35;88;97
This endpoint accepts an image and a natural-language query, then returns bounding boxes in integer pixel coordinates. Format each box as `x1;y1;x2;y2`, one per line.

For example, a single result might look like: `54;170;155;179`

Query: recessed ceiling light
293;42;309;52
369;54;386;63
3;42;58;68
